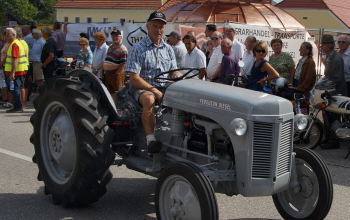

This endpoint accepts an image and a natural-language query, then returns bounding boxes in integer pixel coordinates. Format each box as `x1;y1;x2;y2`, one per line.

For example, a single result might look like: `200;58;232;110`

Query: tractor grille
252;122;273;178
277;120;292;177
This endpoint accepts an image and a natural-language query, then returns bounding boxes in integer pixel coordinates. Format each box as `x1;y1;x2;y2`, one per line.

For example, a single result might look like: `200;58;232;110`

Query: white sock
146;134;156;145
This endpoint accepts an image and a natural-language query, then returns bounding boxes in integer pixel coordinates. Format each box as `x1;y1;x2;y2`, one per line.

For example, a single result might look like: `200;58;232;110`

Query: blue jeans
5;75;24;109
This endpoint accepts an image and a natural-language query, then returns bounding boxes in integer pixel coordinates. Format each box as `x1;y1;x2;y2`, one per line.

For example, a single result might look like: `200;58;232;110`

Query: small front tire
155;162;218;220
273;148;333;219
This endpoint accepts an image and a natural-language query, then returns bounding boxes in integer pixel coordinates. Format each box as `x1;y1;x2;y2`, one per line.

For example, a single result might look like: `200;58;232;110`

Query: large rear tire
272;148;333;219
155;162;218;220
31;77;115;206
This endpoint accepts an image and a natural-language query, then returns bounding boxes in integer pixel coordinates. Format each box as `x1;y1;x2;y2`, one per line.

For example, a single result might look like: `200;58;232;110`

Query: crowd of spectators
0;21;349;115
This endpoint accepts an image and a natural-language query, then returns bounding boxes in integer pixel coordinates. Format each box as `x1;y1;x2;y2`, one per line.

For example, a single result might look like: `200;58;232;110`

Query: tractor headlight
231;118;247;136
294;114;308;131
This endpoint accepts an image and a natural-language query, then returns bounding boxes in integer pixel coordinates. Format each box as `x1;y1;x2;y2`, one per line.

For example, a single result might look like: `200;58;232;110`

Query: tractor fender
68;69;119;121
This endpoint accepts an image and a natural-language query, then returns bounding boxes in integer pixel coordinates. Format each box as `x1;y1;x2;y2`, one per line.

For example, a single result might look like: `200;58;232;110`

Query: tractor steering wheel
154;68;201;84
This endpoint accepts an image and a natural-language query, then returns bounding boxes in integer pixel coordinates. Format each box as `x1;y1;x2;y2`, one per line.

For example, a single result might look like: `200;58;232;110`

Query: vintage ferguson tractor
31;69;333;220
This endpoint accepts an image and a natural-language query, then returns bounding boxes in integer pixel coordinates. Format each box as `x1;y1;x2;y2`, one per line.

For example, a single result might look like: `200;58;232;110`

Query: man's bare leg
139;91;156;135
139;91;161;153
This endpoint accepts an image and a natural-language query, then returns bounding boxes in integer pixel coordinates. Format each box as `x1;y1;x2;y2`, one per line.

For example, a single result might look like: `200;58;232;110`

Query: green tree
29;0;58;24
0;0;57;25
0;0;38;25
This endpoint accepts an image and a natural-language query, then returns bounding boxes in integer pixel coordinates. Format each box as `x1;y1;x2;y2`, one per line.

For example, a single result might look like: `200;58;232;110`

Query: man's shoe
147;141;162;154
1;102;13;109
6;108;24;113
320;140;340;149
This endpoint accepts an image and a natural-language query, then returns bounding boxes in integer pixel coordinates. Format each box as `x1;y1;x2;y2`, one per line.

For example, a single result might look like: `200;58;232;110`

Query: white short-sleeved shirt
341;49;350;82
183;47;206;79
231;39;244;61
242;50;255;75
206;45;224;79
183;47;206;69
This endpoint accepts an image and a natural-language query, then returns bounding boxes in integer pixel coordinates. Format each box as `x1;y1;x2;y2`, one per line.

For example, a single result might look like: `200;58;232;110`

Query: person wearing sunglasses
207;31;224;81
337;34;350;96
246;41;279;91
269;38;295;83
76;37;93;69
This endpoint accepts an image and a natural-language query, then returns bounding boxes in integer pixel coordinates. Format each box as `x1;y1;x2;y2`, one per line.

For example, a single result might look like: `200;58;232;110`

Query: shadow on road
12;120;31;123
0;178;157;220
4;113;33;117
228;219;279;220
314;146;350;187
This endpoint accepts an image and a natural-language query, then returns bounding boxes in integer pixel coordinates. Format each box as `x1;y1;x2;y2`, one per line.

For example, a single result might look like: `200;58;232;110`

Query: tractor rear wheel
31;77;115;206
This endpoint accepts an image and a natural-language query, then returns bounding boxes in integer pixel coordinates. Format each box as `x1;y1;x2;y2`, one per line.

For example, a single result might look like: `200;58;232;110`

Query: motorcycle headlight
231;118;247;136
294;114;308;131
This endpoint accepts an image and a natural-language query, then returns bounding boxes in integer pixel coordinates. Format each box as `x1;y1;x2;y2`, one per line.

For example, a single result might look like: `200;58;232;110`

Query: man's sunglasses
255;49;266;53
211;37;219;40
338;41;347;44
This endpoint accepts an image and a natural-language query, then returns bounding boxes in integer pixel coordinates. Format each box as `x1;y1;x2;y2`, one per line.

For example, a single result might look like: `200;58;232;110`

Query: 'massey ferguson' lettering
200;99;232;111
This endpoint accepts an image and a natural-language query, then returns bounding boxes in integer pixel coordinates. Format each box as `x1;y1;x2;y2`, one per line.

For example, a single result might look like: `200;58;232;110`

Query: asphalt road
0;106;349;220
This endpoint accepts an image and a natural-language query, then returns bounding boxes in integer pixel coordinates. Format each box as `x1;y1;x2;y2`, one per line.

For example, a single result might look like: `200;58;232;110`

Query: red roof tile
323;0;350;28
277;0;328;9
54;0;163;9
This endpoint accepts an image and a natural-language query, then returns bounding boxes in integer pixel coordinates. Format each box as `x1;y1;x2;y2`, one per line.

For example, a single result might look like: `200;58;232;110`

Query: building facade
277;0;350;31
54;0;164;23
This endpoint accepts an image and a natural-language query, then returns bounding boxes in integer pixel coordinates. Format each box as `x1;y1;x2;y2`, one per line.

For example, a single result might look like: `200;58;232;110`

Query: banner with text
64;22;307;63
175;23;307;63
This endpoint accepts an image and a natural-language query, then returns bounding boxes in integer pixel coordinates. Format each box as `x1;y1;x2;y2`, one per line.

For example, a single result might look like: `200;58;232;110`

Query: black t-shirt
41;38;57;75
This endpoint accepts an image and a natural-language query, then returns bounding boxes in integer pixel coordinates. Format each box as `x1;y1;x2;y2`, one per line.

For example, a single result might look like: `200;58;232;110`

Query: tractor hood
163;79;293;120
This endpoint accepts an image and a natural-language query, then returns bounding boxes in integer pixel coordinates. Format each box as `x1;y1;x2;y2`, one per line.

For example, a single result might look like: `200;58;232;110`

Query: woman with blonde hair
76;37;93;69
246;41;279;91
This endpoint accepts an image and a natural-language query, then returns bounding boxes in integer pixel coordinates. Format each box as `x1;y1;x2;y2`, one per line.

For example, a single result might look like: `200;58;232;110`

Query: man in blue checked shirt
125;11;181;153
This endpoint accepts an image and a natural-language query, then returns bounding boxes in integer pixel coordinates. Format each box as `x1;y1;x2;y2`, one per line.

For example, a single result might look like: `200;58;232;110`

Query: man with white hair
3;28;27;113
207;31;224;81
242;36;257;75
218;38;239;84
30;29;46;87
338;34;350;96
224;24;244;61
103;30;127;95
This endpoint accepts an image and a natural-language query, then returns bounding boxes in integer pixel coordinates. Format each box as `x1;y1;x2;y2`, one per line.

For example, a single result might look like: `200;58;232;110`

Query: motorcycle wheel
294;120;323;149
155;162;218;220
31;77;115;206
272;148;333;220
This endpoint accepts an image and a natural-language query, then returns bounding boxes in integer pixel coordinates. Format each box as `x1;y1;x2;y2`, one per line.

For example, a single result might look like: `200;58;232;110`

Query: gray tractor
31;69;333;220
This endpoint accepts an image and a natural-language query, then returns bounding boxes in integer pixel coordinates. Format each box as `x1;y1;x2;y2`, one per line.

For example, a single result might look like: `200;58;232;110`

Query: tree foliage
0;0;57;25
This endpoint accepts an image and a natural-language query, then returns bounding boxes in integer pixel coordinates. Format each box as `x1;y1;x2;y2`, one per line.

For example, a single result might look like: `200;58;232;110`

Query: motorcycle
268;78;323;149
309;76;350;157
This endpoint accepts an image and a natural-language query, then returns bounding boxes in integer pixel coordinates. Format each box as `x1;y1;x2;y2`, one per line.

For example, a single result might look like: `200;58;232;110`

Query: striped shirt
125;36;177;86
105;44;128;65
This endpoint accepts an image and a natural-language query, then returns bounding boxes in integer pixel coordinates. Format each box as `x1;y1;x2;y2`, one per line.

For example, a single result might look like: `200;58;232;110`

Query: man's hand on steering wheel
170;70;183;79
